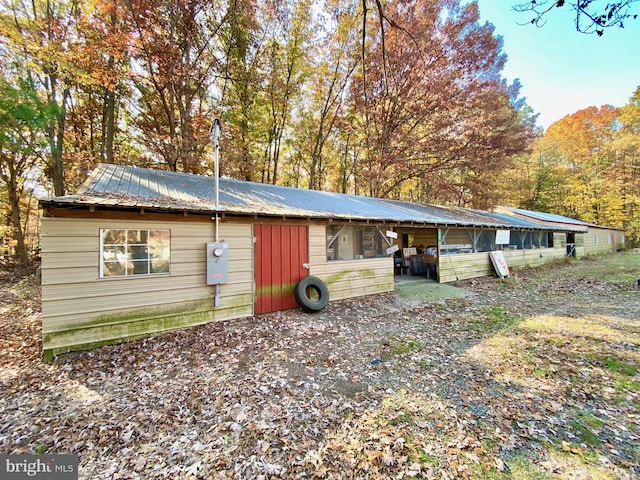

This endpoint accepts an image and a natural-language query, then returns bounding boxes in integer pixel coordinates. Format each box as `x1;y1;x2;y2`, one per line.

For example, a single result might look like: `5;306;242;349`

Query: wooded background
1;0;639;263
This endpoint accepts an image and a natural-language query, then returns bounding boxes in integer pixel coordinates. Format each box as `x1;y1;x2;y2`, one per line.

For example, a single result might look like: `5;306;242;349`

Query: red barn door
255;225;308;314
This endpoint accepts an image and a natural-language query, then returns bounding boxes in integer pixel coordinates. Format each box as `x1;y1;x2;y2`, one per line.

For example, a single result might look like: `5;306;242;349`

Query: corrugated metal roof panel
46;164;581;231
483;210;547;228
496;206;590;232
502;207;589;226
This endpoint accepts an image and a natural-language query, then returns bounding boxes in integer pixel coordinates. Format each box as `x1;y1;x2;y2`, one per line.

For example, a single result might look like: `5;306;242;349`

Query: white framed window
100;229;170;278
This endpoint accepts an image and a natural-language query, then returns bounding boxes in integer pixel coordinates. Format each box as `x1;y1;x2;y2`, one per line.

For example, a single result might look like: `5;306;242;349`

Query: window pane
361;227;385;258
102;245;125;261
128;245;148;260
126;230;136;243
326;226;339;261
326;225;386;261
102;244;126;276
151;258;170;273
149;229;169;242
127;230;148;244
103;261;126;276
129;260;150;275
103;230;125;245
100;229;170;278
149;231;170;261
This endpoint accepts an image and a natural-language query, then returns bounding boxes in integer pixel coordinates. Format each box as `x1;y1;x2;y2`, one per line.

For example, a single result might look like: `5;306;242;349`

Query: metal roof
41;164;581;231
496;206;590;232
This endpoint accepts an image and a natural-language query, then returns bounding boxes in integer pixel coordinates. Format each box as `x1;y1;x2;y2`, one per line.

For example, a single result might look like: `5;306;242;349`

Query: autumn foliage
500;89;640;245
0;0;639;262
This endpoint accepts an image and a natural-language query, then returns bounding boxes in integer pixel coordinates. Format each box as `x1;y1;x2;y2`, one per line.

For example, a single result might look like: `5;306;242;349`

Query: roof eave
39;197;586;233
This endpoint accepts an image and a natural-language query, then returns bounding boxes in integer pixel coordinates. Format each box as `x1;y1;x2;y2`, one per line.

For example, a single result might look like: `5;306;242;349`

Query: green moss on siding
326;268;376;283
43;294;253;359
326;270;349;286
325;267;393;299
359;268;375;278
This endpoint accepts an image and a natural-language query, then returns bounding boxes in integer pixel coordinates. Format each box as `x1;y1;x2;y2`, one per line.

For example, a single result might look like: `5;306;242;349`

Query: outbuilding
39;164;622;358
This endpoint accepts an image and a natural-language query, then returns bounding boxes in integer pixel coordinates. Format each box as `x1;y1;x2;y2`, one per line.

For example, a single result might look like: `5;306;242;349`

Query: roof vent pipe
211;117;222;307
213;118;221;242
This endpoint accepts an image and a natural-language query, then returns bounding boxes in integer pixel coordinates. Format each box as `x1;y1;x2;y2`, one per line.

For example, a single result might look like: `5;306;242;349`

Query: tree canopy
0;0;535;196
0;0;639;262
500;89;640;245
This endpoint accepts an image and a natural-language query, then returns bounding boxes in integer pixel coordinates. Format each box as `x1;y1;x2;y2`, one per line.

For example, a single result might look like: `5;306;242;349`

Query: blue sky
474;1;640;130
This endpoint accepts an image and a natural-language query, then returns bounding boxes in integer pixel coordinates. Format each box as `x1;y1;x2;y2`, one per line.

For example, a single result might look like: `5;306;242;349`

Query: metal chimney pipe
213;118;221;242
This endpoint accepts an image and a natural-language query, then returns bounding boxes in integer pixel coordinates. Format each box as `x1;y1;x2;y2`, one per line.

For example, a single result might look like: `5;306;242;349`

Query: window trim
99;228;171;279
326;225;389;261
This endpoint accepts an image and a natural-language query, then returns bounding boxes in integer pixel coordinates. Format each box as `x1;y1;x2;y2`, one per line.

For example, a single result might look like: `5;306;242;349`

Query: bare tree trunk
102;88;116;163
102;8;119;164
6;167;28;264
47;74;69;196
50;100;67;196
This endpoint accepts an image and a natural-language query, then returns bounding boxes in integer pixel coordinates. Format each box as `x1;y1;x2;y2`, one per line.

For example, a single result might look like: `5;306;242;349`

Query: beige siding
438;247;568;283
504;247;568;268
44;214;623;356
41;218;254;356
438;252;492;283
313;259;395;301
309;223;328;267
553;232;567;248
309;224;394;300
43;219;396;357
582;227;624;256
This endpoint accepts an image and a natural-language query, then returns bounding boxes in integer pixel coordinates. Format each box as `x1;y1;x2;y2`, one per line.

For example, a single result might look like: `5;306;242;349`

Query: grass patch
572;252;640;283
574;410;604;429
473;305;521;332
616;379;640;392
412;448;440;466
382;336;420;358
533;366;556;379
418;359;431;369
507;456;556;479
570;421;601;446
34;443;47;454
544;442;618;480
602;357;637;376
466;453;556;480
393;338;419;356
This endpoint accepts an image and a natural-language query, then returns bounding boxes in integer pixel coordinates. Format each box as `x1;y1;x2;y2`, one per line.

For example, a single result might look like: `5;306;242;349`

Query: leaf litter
1;254;639;479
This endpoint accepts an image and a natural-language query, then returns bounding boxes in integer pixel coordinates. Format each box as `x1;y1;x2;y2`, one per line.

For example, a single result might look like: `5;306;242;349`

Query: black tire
294;276;330;312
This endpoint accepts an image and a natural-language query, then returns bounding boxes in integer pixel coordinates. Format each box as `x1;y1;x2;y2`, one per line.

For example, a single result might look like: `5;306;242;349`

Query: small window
326;225;386;261
100;229;170;278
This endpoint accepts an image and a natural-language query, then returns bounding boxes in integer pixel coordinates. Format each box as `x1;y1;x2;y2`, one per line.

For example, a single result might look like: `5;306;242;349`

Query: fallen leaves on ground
1;254;639;479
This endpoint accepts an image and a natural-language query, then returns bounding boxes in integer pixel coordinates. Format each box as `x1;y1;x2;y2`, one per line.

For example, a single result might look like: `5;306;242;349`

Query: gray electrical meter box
206;242;229;285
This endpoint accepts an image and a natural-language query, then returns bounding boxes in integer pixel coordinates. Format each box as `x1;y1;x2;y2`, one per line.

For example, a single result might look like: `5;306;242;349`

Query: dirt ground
1;254;639;479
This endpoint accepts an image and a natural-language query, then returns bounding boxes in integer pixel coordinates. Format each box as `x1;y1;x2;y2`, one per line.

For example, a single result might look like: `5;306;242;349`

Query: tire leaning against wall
294;276;330;312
